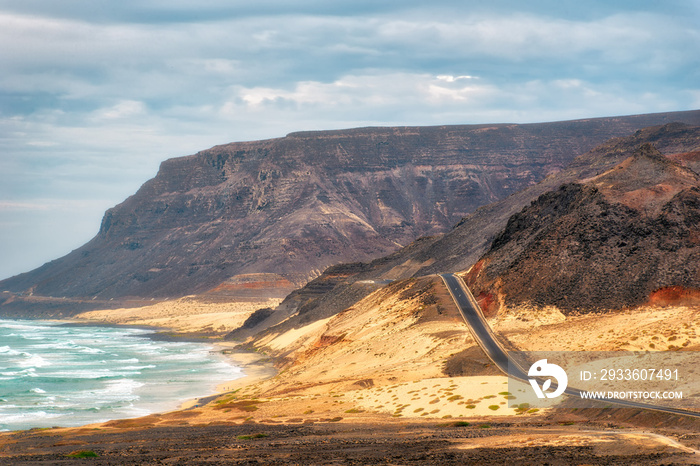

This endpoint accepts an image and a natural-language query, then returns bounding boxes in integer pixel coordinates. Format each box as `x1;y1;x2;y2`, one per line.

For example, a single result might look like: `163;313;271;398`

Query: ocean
0;319;242;432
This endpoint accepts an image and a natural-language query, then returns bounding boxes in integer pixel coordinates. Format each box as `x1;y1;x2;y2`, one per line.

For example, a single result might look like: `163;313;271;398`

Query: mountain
2;110;700;305
229;122;700;339
465;143;700;314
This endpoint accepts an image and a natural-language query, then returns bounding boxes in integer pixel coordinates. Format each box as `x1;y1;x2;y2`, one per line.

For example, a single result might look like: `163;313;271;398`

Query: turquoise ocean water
0;319;242;432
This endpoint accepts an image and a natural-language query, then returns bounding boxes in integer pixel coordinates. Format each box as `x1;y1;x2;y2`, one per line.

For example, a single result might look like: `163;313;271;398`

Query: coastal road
440;272;528;380
440;273;700;419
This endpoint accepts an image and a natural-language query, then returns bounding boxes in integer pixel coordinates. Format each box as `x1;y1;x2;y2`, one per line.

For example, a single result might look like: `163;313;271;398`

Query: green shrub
66;450;99;458
237;433;268;440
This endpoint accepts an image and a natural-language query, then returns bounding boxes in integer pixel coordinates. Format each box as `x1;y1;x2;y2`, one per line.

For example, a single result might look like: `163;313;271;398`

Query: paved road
440;273;700;419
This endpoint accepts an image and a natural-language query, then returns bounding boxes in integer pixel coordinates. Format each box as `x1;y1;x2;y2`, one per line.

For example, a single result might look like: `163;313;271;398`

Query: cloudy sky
1;1;699;280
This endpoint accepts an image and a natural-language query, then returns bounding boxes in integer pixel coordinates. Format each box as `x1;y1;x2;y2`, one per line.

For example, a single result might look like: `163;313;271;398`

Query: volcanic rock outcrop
466;144;700;314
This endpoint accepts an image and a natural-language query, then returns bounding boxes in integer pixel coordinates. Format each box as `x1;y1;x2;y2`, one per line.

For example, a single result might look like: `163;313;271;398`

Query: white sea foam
121;365;156;371
112;358;140;364
36;341;106;354
2;368;38;377
158;351;210;362
0;319;242;431
0;411;62;424
0;322;46;331
42;368;120;379
17;354;50;368
70;379;145;405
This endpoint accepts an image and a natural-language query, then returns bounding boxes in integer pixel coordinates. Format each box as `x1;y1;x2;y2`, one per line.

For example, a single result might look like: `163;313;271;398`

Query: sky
1;1;699;281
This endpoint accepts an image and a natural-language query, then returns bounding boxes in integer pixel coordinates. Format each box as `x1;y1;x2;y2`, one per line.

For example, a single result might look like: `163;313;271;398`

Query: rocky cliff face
228;122;700;338
3;110;700;301
466;144;700;314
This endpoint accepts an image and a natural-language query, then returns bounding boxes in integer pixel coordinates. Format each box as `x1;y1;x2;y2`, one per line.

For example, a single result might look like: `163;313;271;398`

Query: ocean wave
70;379;145;404
156;352;210;362
0;319;242;431
40;369;131;379
35;341;106;354
0;321;49;331
1;368;38;377
16;354;50;368
117;405;152;417
0;345;21;355
102;378;145;395
121;365;156;371
0;411;62;423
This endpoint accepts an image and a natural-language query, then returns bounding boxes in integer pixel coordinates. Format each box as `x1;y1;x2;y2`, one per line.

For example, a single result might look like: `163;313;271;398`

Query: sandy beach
74;296;282;335
180;344;278;410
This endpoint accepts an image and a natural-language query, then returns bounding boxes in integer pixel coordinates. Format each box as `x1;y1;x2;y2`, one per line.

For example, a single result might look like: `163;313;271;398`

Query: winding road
440;272;700;419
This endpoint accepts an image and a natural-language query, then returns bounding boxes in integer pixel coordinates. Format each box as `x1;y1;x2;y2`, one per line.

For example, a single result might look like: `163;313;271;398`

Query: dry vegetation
493;302;700;353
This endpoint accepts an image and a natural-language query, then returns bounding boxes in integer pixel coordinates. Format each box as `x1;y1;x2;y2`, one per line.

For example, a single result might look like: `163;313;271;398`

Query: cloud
436;75;477;82
93;100;147;120
0;201;50;211
218;71;684;130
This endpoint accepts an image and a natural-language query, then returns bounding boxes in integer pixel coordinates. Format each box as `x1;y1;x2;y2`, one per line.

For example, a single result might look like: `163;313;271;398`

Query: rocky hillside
5;111;700;302
466;144;700;314
231;122;700;337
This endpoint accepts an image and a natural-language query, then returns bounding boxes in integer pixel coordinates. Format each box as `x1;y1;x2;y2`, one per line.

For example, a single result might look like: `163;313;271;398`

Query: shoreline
64;317;280;414
0;316;279;432
180;342;278;409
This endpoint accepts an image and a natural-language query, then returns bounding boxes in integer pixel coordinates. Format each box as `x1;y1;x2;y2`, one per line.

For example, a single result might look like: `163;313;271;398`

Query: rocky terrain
3;418;698;465
233;122;700;337
3;111;700;307
466;144;700;314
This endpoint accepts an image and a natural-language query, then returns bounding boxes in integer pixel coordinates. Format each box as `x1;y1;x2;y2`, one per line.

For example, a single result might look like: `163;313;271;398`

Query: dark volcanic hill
3;110;700;302
228;122;700;339
466;144;700;314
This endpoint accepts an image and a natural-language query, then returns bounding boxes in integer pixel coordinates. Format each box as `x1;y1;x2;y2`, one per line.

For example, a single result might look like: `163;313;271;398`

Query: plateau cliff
2;110;700;303
227;121;700;339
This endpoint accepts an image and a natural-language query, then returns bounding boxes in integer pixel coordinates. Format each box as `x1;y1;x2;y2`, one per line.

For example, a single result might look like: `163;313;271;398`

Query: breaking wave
0;319;243;432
